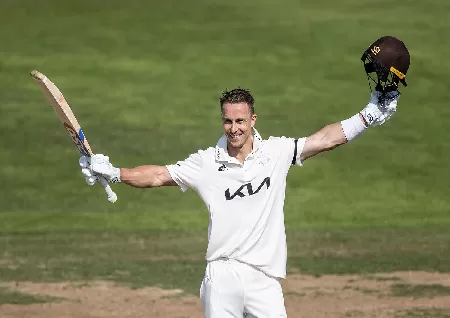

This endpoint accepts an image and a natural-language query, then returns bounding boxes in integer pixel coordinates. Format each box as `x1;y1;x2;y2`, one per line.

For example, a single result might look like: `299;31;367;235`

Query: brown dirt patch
0;281;202;318
282;271;450;317
1;271;450;317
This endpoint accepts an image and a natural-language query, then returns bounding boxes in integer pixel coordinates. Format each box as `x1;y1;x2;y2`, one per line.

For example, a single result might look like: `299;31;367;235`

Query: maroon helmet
361;36;410;97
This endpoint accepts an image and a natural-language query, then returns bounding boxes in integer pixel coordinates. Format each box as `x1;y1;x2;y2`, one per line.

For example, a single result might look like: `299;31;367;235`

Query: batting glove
90;154;121;184
360;91;399;127
79;156;98;186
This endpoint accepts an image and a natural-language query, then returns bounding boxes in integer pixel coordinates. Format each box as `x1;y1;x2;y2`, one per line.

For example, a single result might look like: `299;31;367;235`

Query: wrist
358;112;368;127
340;113;367;142
90;154;121;183
109;167;121;183
360;103;377;127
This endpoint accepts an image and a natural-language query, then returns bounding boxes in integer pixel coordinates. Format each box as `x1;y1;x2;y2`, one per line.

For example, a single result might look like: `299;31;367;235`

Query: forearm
318;113;367;148
308;122;348;152
300;113;367;161
120;165;173;188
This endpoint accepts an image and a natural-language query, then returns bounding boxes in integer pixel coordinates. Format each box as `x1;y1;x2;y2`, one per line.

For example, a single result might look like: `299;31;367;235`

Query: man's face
221;102;257;149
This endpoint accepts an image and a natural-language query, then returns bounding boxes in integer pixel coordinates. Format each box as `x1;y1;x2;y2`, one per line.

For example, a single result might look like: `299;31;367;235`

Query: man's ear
251;114;257;128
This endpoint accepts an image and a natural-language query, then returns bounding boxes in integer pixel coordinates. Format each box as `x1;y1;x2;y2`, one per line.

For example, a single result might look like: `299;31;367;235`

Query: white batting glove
79;156;98;186
90;154;121;184
360;91;399;127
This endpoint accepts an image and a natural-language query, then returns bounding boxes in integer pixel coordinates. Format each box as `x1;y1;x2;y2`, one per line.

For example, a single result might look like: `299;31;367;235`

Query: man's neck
227;135;254;164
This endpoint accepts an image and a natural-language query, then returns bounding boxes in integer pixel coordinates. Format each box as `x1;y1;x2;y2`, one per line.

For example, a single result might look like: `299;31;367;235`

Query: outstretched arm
80;151;202;191
79;156;177;188
120;166;177;188
300;114;367;161
299;91;399;162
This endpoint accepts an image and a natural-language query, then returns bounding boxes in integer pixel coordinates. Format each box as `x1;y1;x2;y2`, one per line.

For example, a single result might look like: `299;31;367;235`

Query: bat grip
98;176;118;203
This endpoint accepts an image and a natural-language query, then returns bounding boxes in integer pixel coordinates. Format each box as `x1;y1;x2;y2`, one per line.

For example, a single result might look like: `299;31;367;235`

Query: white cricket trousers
199;258;287;318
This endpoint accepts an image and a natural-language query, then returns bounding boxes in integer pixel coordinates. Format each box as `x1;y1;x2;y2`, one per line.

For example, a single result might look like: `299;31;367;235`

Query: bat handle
98;176;118;203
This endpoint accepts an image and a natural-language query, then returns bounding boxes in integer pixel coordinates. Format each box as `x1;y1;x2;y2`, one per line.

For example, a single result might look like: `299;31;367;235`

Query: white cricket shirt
166;129;306;278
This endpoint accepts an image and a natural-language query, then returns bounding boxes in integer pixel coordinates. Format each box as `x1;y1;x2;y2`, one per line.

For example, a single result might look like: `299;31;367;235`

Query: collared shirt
166;129;306;278
215;129;264;165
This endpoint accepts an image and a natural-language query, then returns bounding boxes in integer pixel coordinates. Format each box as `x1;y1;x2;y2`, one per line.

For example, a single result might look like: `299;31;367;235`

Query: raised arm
80;151;202;191
120;165;177;188
79;155;177;189
300;91;399;162
300;114;367;161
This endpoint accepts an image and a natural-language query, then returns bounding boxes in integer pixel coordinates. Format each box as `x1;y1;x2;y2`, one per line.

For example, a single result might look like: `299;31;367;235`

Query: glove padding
79;154;121;185
360;90;399;127
79;156;98;186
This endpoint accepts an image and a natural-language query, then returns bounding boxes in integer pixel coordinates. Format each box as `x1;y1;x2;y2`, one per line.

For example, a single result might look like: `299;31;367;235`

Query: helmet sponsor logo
390;67;405;79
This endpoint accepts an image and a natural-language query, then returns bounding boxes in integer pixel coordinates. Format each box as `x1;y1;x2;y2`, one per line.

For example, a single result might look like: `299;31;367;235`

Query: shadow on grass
0;228;449;294
391;283;450;299
394;308;450;318
287;228;450;275
0;287;61;305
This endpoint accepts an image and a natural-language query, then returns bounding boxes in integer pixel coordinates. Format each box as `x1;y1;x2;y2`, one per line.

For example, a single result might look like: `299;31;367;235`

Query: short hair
219;88;255;114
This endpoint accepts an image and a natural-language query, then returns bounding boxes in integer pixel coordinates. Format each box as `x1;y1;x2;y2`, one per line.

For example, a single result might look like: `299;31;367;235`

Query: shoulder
266;136;296;142
262;136;302;160
198;146;216;158
185;146;216;163
264;136;296;148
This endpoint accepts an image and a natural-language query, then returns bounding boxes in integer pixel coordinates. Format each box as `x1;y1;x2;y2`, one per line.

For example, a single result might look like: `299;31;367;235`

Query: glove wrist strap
110;167;121;184
341;113;367;142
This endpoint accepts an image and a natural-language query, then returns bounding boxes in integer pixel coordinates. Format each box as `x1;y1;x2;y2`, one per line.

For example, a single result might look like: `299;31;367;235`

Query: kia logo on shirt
224;177;271;200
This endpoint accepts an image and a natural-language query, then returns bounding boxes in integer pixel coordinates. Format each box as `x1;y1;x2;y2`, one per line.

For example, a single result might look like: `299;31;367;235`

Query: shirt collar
215;128;263;163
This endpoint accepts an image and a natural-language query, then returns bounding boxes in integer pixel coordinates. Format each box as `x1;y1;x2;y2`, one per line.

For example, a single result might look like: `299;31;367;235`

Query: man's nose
231;122;238;132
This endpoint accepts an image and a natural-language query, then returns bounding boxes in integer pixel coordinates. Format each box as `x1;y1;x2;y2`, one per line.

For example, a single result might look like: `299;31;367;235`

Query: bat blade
30;70;117;203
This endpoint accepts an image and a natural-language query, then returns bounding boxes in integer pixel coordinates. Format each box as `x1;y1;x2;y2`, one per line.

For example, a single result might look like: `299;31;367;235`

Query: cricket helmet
361;36;410;96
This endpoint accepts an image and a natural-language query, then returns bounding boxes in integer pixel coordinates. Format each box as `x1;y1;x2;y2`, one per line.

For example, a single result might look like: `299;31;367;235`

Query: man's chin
227;138;244;148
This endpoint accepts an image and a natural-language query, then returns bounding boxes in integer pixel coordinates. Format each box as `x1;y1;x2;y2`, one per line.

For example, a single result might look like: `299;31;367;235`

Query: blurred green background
0;0;449;295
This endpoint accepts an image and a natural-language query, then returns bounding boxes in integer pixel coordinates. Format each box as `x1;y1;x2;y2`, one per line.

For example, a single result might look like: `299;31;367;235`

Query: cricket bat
30;70;118;203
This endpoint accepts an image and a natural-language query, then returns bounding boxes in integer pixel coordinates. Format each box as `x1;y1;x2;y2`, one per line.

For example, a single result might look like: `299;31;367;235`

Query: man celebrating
79;36;410;317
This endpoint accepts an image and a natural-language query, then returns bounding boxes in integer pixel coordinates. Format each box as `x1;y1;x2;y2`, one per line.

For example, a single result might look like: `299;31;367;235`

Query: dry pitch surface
1;271;450;317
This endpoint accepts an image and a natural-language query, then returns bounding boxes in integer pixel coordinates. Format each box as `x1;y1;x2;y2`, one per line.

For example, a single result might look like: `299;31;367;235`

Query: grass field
1;0;450;316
